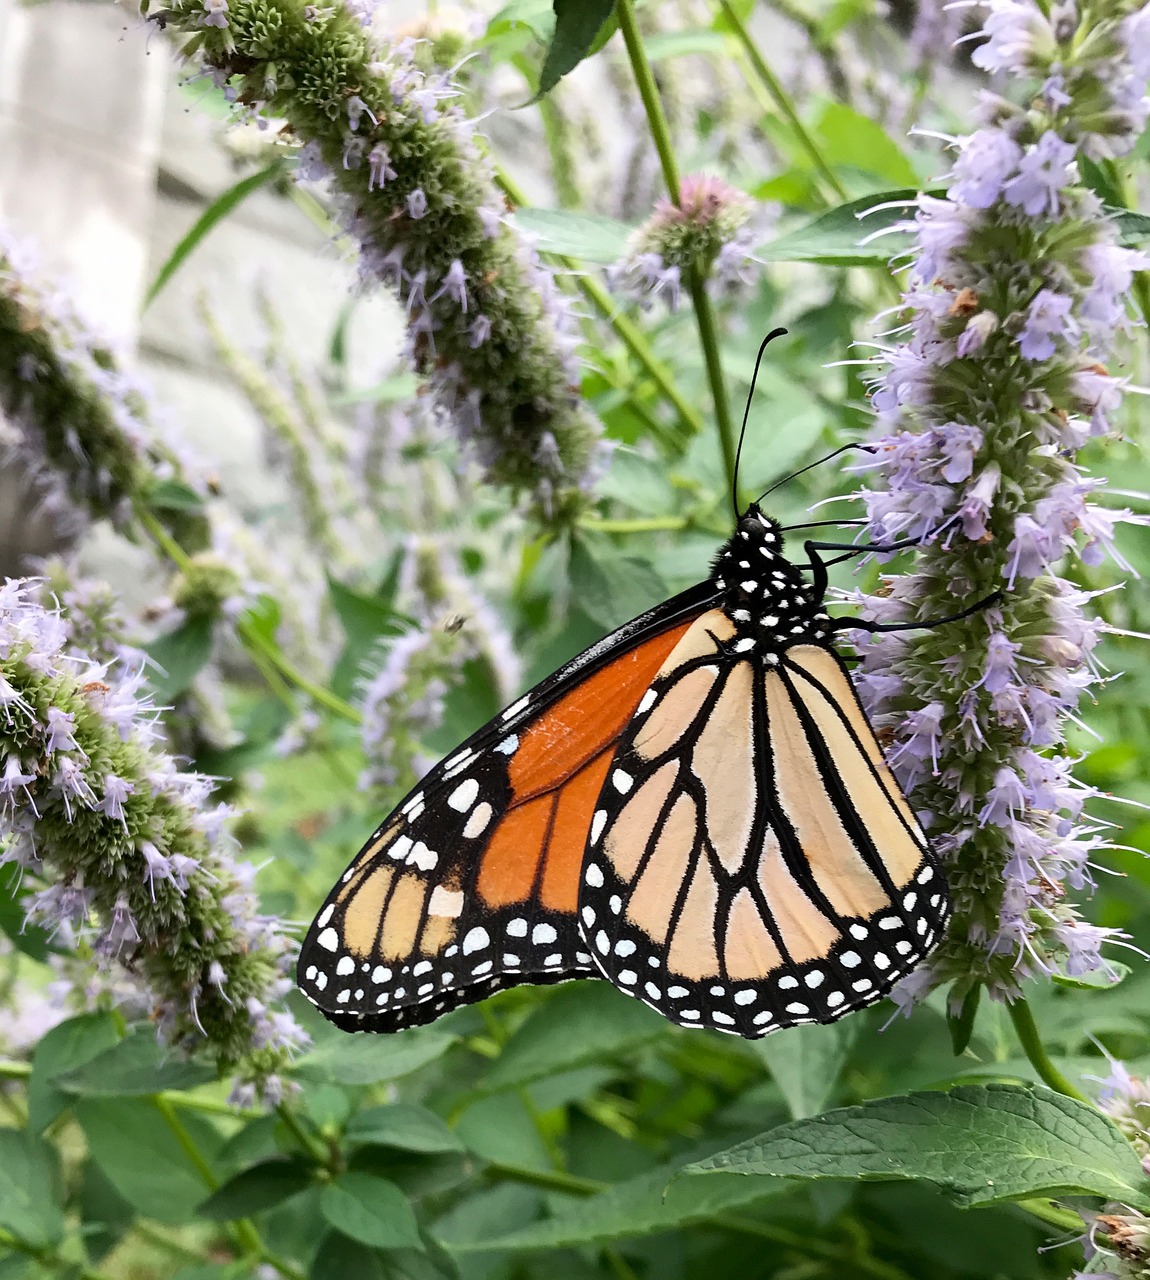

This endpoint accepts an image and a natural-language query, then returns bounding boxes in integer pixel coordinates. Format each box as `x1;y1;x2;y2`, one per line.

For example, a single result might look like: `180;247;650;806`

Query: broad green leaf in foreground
456;1162;790;1250
55;1031;216;1097
345;1104;464;1155
197;1158;315;1221
481;981;666;1092
0;1129;65;1250
683;1083;1150;1209
295;1026;456;1087
77;1098;225;1225
319;1173;423;1250
27;1013;121;1132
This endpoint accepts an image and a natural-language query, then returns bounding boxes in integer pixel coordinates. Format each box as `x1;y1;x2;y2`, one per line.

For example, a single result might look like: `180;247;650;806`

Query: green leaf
240;593;283;648
511;207;632;263
0;862;51;962
1116;207;1150;243
948;983;982;1055
145;615;215;700
328;570;406;699
463;1160;788;1250
482;982;665;1092
319;1173;423;1250
684;1084;1150;1209
198;1158;315;1221
145;478;207;513
346;1105;464;1155
144;161;284;309
1053;963;1132;991
28;1013;120;1132
309;1231;388;1280
55;1032;217;1097
814;103;919;187
530;0;616;101
569;535;668;629
758;190;924;267
296;1027;456;1087
0;1130;64;1249
77;1159;137;1262
755;1019;859;1119
76;1098;224;1225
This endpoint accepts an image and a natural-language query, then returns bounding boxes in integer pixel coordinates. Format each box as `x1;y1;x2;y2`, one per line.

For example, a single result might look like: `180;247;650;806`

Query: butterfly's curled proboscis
298;500;994;1039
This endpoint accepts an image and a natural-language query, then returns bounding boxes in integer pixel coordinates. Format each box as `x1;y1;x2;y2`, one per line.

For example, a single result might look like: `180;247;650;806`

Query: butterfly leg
800;537;924;602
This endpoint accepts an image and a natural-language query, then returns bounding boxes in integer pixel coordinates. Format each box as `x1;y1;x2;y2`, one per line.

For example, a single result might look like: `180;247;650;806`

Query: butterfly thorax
711;504;831;658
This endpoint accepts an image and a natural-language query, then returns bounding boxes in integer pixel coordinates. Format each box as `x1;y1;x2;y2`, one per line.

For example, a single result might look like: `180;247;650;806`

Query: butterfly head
712;504;829;648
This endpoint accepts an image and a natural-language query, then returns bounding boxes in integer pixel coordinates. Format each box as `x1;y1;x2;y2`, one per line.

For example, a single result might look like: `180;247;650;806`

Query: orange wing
297;586;714;1032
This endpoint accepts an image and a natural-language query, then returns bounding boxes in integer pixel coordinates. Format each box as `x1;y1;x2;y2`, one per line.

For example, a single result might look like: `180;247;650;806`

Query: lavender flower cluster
608;174;762;310
0;580;305;1098
359;534;520;793
0;223;210;552
157;0;601;520
853;0;1149;1008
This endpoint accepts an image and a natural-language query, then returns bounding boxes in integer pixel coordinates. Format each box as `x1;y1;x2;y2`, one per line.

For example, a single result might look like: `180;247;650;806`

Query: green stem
578;515;688;533
277;1101;331;1167
1007;997;1090;1103
615;0;738;496
687;269;740;504
0;1228;117;1280
717;0;849;204
615;0;681;195
0;1060;31;1079
1016;1198;1089;1234
134;504;362;725
494;170;704;439
152;1096;306;1280
488;1161;604;1196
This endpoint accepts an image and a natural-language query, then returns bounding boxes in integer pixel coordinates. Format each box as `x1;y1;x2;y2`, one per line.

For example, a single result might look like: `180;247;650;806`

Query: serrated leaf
76;1098;224;1225
461;1160;788;1250
482;982;665;1092
197;1158;315;1220
684;1084;1150;1209
755;1019;859;1119
320;1173;423;1250
296;1027;456;1087
28;1013;121;1132
530;0;616;101
568;535;668;629
0;1130;64;1249
346;1105;464;1155
511;207;632;263
55;1032;216;1097
146;615;215;700
328;570;406;699
144;161;284;309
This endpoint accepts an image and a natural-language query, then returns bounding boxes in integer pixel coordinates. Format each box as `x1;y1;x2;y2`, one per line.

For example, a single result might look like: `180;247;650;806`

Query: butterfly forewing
297;586;716;1031
577;612;950;1037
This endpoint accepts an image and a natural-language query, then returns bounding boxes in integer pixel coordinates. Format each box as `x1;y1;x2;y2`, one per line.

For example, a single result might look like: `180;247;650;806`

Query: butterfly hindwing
297;584;717;1031
578;609;949;1037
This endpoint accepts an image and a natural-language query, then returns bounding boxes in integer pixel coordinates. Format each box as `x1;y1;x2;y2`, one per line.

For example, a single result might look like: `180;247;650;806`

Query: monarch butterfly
298;331;997;1038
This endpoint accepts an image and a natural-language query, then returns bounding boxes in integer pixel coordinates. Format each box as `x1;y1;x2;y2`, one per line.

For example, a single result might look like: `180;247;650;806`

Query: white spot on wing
590;810;607;845
428;887;464;918
501;696;530;722
462;927;490;955
317;905;333;928
463;802;493;839
495;734;518;754
448;778;480;811
532;923;557;945
612;769;633;794
317;928;338;952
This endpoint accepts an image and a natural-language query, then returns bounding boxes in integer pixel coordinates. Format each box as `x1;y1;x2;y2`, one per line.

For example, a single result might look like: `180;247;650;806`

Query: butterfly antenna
733;326;788;522
758;441;879;503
